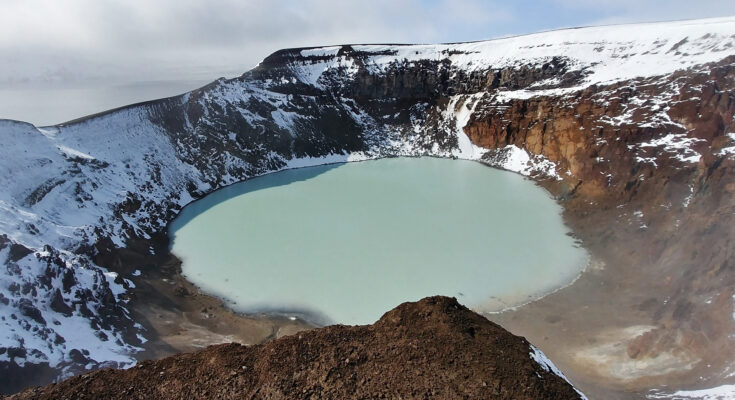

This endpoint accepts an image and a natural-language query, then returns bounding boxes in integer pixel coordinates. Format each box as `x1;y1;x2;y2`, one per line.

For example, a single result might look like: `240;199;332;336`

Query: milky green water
169;157;587;325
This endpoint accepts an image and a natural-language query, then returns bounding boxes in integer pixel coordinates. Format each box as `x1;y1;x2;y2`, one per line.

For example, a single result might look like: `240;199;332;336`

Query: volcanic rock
7;297;583;400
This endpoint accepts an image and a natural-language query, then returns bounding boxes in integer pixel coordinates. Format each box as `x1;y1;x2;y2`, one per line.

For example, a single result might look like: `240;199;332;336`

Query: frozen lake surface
170;157;588;325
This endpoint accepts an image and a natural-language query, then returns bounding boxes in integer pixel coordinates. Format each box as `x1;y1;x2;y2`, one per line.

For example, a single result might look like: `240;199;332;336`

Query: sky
2;0;735;86
1;0;734;124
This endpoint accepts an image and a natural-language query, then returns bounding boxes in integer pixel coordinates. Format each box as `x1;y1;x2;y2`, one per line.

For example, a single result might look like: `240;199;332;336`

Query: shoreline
165;155;588;327
480;254;593;316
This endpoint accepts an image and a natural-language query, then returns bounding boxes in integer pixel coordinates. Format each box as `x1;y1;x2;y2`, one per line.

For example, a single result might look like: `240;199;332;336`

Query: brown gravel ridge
8;296;583;399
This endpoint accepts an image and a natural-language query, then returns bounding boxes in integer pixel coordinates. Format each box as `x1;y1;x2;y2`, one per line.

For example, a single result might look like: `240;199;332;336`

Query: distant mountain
1;16;734;396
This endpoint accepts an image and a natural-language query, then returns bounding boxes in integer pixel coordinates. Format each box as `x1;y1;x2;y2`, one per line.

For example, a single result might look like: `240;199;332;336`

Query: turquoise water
169;157;587;325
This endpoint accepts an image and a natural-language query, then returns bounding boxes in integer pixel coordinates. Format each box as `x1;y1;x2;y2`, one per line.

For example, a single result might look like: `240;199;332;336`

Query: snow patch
446;94;489;160
483;145;560;179
649;384;735;399
56;145;94;160
530;345;588;399
639;133;705;164
719;133;735;157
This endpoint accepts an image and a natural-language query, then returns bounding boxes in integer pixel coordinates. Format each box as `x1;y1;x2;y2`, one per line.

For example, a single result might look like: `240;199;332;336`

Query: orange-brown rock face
469;57;735;397
467;57;735;200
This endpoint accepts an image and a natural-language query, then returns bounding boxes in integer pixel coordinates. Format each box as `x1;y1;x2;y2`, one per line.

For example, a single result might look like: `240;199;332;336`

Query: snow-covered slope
1;16;735;392
288;16;735;95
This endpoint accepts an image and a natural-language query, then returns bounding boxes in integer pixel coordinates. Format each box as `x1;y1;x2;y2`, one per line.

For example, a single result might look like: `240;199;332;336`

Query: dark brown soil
7;297;582;400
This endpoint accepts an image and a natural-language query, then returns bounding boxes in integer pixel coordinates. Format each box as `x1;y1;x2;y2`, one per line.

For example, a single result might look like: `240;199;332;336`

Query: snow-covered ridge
284;16;735;96
0;114;196;378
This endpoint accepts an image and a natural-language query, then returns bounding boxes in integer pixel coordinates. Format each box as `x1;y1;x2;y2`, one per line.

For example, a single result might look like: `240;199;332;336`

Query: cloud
0;0;732;86
0;0;512;85
552;0;735;25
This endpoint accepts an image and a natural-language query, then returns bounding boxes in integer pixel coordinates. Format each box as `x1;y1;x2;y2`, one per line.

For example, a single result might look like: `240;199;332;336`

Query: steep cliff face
465;57;735;397
465;58;735;197
1;16;734;396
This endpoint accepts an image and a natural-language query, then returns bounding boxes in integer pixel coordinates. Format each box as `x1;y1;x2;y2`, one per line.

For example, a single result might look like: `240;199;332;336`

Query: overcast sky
1;0;734;125
2;0;735;87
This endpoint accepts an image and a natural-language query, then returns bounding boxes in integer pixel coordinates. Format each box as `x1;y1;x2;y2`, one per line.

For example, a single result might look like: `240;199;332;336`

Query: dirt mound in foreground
9;297;583;399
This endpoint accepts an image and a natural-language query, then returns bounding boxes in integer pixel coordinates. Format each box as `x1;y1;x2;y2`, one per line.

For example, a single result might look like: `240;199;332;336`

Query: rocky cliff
1;16;735;397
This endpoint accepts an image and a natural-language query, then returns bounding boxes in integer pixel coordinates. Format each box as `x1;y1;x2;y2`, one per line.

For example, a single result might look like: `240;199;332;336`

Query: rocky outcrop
7;297;584;400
